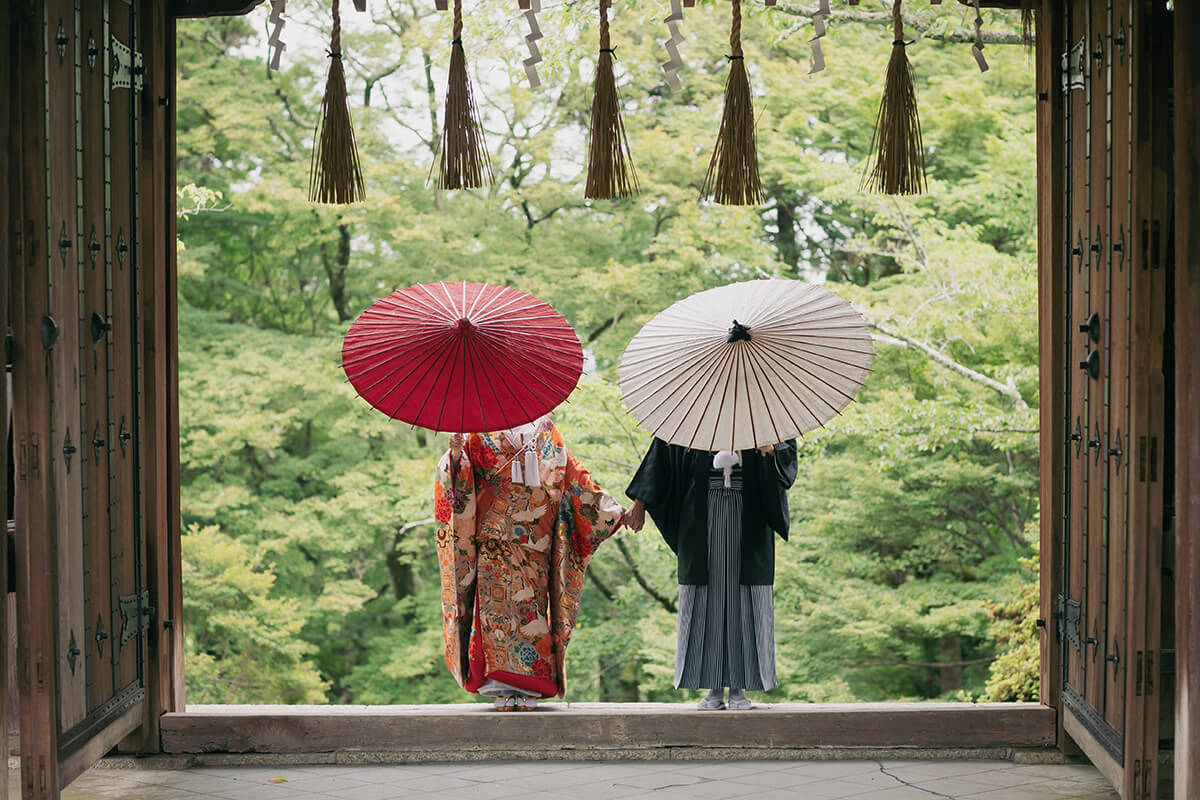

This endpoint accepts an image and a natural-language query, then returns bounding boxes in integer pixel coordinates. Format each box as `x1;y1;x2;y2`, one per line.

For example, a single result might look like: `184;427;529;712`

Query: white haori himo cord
713;450;741;488
267;0;287;71
809;0;829;74
661;0;686;91
523;0;544;89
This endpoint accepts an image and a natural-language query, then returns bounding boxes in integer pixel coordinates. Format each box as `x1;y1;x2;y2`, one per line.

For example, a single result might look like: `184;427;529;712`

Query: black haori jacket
626;438;798;586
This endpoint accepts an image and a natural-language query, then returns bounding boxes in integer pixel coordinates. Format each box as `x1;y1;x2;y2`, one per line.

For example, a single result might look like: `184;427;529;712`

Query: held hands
621;499;646;533
757;444;774;457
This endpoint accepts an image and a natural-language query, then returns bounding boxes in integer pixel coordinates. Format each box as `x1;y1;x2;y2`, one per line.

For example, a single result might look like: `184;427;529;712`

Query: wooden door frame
2;0;1195;795
134;0;187;755
1;3;12;798
1035;0;1067;757
1173;1;1199;795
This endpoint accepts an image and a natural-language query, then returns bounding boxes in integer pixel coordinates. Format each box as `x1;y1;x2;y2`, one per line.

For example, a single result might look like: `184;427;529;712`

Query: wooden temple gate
2;0;182;796
1036;0;1180;796
1;0;1197;799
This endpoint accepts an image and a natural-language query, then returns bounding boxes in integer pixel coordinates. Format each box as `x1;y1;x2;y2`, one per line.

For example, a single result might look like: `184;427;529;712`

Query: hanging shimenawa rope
1020;0;1034;50
309;0;366;204
862;0;926;196
701;0;763;206
585;0;639;199
435;0;494;189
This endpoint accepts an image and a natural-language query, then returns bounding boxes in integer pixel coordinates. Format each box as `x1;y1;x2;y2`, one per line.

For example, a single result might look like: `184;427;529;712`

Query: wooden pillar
129;0;185;752
11;0;62;793
0;2;11;797
1174;1;1199;796
1035;0;1066;751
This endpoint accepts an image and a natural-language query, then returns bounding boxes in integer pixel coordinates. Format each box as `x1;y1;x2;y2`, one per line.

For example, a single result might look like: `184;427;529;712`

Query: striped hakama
674;469;778;691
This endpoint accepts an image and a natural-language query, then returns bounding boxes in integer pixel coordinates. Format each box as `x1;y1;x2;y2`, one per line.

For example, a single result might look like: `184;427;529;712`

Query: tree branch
771;2;1028;45
871;324;1029;409
614;538;677;614
587;568;617;603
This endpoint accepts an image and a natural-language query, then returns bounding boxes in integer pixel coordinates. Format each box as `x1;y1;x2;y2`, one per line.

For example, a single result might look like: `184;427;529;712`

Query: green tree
175;0;1040;704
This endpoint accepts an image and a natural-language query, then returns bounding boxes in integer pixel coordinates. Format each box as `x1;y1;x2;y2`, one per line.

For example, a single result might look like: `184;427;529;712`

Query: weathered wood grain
1034;0;1064;752
161;703;1056;755
1174;1;1200;796
12;0;63;794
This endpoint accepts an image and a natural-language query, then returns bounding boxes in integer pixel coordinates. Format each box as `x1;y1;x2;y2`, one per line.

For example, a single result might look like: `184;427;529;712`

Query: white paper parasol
619;279;874;451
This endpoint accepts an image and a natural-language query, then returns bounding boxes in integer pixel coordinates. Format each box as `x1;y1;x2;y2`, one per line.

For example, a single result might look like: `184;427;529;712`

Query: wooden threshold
161;702;1056;757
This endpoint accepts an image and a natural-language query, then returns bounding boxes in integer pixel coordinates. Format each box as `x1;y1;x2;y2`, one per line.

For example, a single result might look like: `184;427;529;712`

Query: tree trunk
321;222;353;323
773;190;801;273
938;634;964;694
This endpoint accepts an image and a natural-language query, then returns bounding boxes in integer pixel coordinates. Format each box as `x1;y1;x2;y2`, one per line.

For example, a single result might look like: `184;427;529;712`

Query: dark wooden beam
0;1;11;796
1033;0;1064;756
161;703;1057;755
172;0;266;19
1174;0;1199;795
955;0;1023;8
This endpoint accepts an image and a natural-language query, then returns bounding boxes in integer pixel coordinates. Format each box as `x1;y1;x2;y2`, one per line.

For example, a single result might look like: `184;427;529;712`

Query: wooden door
8;0;160;794
1052;0;1172;796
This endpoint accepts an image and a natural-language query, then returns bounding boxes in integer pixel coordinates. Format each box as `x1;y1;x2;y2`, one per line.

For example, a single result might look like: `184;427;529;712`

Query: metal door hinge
112;37;144;92
1056;595;1081;651
1062;37;1086;92
119;589;153;646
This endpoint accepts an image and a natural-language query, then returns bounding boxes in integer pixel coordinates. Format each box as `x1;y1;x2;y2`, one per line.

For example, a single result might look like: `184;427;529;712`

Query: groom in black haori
624;438;798;710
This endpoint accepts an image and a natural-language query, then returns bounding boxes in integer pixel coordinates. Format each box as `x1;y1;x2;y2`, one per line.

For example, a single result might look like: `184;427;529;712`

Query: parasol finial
728;320;752;343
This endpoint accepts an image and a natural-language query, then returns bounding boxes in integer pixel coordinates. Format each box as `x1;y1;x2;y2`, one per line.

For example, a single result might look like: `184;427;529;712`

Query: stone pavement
42;758;1116;800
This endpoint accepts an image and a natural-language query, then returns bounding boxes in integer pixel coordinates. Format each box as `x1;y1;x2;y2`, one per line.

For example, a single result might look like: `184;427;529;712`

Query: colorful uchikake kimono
433;419;623;699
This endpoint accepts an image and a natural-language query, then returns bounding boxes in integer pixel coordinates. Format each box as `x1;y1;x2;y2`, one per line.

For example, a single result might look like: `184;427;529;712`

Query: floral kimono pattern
433;419;623;698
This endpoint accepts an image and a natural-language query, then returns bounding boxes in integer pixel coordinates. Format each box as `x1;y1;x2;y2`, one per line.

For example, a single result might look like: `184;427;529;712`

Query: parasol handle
454;318;475;333
727;320;752;343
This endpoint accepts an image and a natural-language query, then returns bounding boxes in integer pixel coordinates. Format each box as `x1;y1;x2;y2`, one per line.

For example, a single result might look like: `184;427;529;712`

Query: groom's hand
622;499;646;532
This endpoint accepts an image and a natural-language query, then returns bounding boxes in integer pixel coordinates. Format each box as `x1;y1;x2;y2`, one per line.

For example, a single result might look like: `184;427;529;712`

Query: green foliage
183;523;329;703
176;0;1041;704
981;533;1041;702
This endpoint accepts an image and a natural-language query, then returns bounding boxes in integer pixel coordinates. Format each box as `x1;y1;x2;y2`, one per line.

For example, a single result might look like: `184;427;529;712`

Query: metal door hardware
111;37;144;92
1079;312;1100;342
1080;350;1100;380
1062;37;1086;92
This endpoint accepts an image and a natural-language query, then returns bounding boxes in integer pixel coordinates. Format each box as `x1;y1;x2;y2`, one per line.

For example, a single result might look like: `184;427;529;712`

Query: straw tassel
585;0;639;199
1020;0;1034;50
862;0;926;196
434;0;494;190
701;0;763;206
308;0;365;204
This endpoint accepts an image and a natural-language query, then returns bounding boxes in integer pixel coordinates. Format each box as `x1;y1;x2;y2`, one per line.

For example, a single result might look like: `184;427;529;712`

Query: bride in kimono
432;416;626;710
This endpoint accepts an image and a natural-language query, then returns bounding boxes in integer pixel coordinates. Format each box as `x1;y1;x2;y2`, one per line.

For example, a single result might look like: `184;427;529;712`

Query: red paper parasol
341;281;584;433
